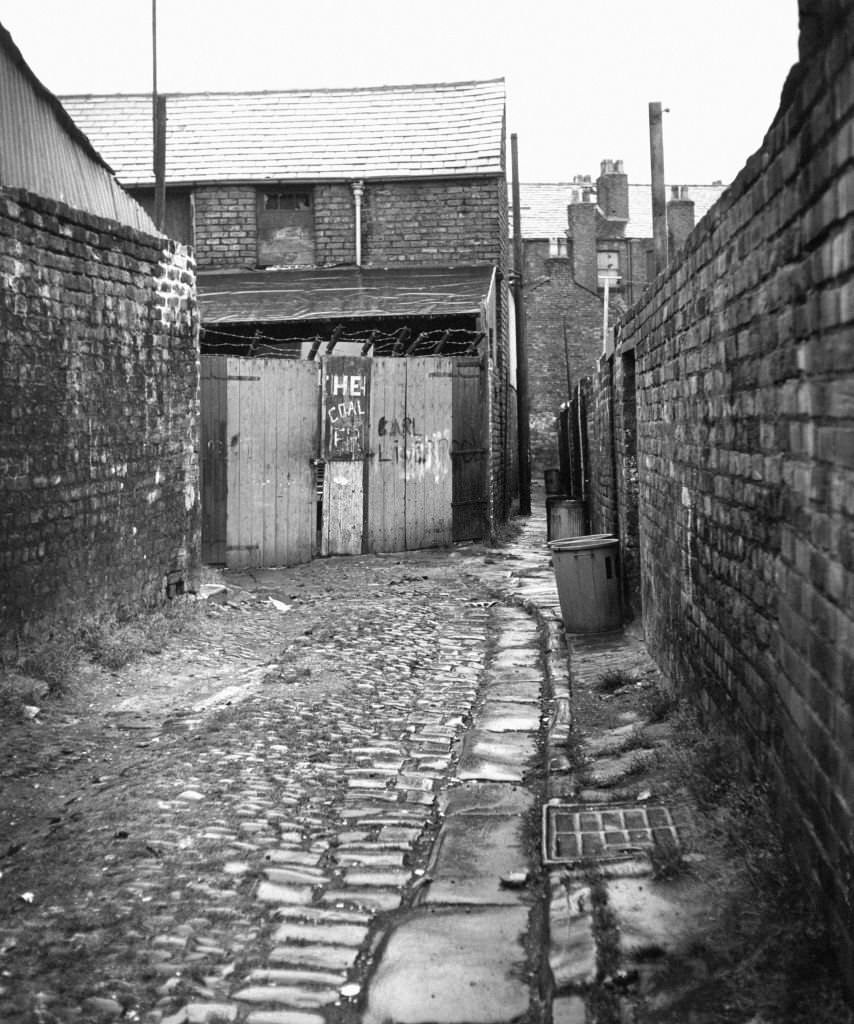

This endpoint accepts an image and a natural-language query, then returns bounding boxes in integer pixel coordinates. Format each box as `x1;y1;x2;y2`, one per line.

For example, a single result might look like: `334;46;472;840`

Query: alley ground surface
2;498;850;1024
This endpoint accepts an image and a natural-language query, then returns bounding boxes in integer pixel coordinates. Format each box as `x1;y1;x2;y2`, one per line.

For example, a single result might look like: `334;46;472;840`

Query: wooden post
511;134;532;516
649;101;667;275
152;1;166;231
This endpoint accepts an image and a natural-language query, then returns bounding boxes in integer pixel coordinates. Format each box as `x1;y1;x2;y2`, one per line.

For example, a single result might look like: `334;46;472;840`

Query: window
264;191;311;212
597;250;621;288
257;188;314;267
549;237;568;258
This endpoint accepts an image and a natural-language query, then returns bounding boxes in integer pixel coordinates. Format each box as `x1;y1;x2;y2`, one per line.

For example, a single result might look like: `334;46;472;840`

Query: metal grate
542;802;691;866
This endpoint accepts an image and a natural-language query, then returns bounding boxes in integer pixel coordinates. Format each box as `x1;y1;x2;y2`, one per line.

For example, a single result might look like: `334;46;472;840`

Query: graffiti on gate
375;414;450;480
325;372;367;459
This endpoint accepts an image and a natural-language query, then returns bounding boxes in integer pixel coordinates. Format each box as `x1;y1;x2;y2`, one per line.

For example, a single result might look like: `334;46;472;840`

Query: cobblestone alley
0;516;560;1024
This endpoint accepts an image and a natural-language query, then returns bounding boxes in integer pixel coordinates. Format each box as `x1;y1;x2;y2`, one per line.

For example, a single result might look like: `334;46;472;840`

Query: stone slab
421;814;530;905
438;781;534;818
456;730;538;783
548;873;597;990
481;680;542;703
362;906;530;1024
478;701;541;732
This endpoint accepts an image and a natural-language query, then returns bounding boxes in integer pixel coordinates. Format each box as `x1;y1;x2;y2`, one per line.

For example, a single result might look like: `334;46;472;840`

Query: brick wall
0;187;201;636
364;178;504;267
194;185;257;268
315;183;355;266
590;3;854;985
191;177;506;272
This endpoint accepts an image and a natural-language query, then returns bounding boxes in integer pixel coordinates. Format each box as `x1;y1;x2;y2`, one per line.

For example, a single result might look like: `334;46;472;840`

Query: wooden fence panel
365;358;408;552
225;357;317;568
200;355;228;564
404;357;454;549
452;357;488;541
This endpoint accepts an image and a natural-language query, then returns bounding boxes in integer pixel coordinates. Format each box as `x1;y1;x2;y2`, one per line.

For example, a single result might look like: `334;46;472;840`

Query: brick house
510;161;725;472
62;80;514;565
0;23;200;636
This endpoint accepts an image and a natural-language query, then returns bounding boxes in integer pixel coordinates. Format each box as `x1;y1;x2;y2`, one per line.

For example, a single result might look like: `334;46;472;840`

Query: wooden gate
201;353;486;566
201;355;318;568
364;356;454;553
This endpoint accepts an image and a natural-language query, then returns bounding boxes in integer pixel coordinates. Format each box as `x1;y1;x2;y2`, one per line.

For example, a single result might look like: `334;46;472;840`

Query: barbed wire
200;324;485;357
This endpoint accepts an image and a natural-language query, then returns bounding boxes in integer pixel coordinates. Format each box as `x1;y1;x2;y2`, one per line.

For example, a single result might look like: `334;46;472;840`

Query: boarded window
257;189;315;267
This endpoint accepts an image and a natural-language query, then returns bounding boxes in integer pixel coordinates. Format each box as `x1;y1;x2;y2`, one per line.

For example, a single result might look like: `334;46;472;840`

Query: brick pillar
596;159;629;221
569;198;598;292
667;186;696;254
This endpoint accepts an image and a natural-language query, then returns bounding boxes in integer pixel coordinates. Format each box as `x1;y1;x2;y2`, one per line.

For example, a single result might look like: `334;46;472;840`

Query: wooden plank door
404;357;453;550
365;358;408;552
321;356;370;556
200;355;228;564
225;357;318;569
452;357;488;541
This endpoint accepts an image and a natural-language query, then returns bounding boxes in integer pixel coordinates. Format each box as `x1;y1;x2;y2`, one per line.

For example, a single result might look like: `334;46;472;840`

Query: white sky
1;0;799;185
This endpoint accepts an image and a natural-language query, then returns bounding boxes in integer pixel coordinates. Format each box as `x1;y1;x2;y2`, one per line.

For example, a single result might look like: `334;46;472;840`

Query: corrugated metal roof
510;182;727;240
198;265;494;323
59;80;506;187
0;23;158;233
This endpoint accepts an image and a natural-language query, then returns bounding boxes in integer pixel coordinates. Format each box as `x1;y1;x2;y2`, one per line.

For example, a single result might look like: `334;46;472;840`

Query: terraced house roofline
59;78;507;188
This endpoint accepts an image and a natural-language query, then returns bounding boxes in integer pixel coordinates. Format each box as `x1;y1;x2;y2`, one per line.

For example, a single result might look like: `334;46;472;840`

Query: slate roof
59;80;506;188
511;182;728;240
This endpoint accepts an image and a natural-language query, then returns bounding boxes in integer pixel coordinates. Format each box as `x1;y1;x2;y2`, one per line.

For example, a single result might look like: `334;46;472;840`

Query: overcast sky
1;0;799;185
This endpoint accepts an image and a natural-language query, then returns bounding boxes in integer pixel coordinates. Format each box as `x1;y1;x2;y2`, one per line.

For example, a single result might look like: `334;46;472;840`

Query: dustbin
544;467;563;495
547;498;585;542
549;534;622;633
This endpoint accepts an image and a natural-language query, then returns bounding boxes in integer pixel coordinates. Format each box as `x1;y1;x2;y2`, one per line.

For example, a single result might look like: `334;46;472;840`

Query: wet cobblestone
0;549;545;1023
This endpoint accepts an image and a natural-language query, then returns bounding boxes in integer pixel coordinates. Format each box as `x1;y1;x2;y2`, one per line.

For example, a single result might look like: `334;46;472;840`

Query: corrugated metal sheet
59;80;507;187
197;265;494;323
0;23;158;234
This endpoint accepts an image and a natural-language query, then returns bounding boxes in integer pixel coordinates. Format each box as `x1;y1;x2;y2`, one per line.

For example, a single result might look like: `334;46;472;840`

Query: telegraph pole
649;101;667;275
511;133;531;517
152;0;166;231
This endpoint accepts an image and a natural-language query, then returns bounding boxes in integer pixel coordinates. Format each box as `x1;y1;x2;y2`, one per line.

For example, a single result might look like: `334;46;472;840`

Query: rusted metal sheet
0;26;156;233
321;356;370;556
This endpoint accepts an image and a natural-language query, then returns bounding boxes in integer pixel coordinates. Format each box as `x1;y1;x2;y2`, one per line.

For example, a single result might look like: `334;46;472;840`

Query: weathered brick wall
603;6;854;985
194;185;257;268
0;187;201;636
364;178;504;267
314;183;355;267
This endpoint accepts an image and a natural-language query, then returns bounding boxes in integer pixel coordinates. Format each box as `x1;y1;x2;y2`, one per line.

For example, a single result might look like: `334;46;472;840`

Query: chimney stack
667;185;695;255
568;198;598;292
597;159;629;221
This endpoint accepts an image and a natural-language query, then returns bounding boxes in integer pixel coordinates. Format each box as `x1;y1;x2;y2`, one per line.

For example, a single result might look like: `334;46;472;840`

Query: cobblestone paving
0;549;545;1024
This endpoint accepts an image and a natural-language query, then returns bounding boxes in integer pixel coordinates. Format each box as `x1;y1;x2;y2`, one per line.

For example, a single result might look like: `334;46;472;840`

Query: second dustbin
549;534;622;633
547;498;585;542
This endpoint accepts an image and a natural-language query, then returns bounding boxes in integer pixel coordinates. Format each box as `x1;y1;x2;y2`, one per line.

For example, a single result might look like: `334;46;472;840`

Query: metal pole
511;133;531;516
649;101;667;275
152;0;166;231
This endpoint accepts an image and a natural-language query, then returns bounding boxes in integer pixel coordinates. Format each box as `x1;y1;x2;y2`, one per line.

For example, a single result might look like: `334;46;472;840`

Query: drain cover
542;802;691;865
